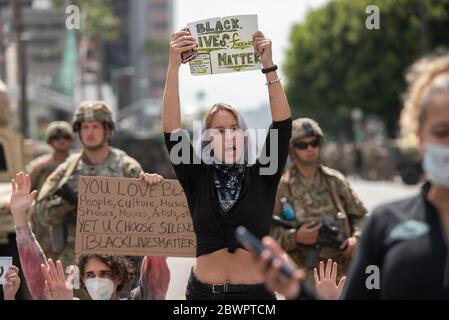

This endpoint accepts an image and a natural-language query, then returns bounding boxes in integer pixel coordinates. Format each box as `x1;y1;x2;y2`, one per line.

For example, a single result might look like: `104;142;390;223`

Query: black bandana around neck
213;163;245;214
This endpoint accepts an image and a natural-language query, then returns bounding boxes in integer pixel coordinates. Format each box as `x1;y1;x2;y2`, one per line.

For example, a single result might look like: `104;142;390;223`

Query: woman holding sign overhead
163;28;292;300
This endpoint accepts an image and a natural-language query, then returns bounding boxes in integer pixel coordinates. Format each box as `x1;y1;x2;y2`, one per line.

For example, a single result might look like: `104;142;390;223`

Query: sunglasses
49;134;72;141
293;139;320;150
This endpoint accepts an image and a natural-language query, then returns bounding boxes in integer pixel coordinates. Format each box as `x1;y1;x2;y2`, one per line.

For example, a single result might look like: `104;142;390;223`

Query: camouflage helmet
72;100;115;132
45;121;75;142
291;117;324;142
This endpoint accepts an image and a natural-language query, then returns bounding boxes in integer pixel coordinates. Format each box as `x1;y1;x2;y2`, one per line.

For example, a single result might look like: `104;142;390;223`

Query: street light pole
11;0;29;137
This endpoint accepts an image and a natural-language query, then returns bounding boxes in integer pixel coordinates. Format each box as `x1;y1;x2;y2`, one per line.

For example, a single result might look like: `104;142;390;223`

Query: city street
2;0;446;304
165;178;421;299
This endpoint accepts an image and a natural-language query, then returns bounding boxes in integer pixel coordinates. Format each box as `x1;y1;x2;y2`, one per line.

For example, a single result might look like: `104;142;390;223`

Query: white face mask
423;142;449;189
85;278;115;300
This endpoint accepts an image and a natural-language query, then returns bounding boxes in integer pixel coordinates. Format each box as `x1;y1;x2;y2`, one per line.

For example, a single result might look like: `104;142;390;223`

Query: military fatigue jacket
35;147;143;298
270;165;368;278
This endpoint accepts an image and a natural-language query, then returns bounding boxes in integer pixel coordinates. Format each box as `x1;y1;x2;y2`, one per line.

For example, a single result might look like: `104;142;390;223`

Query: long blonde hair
195;103;257;164
203;103;241;130
400;51;449;137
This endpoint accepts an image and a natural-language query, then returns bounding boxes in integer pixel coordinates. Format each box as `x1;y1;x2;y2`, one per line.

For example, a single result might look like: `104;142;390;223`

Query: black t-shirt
164;118;292;257
342;183;449;299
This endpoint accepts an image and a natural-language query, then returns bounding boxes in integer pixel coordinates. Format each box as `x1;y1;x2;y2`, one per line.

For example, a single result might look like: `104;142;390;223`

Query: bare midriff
194;248;264;284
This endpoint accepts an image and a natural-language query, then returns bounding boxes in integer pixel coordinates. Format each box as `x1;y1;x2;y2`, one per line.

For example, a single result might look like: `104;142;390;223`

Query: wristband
262;64;278;74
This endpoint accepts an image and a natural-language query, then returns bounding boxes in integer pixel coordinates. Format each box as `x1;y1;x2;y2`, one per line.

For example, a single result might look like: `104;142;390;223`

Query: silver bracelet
266;78;281;86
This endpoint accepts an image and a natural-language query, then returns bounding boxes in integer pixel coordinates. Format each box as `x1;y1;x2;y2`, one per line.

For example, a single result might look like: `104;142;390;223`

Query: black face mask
212;163;245;214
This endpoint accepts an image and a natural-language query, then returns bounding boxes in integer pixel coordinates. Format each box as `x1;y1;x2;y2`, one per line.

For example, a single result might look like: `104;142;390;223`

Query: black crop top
164;118;292;257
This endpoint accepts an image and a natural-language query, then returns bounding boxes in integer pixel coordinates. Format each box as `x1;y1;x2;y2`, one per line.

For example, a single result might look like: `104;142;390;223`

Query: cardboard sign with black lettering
187;14;260;75
75;176;196;257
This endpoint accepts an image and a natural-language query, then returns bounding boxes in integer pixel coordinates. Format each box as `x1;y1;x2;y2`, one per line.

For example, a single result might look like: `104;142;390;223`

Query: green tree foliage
53;0;119;40
285;0;449;139
53;0;120;99
142;38;169;64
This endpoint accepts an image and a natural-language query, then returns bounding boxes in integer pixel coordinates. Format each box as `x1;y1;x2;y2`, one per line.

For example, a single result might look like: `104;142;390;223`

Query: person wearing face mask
39;255;130;300
80;255;124;300
340;52;449;299
38;253;167;300
254;52;449;300
9;172;170;300
79;253;166;300
163;29;292;300
34;102;169;298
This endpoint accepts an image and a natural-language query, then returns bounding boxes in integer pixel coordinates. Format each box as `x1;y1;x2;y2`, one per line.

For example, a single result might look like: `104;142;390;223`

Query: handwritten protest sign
75;176;196;257
0;257;12;285
187;14;260;75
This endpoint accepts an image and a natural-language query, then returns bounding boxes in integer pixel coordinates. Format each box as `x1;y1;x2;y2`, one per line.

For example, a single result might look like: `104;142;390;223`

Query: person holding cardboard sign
10;172;169;300
163;29;292;299
34;101;169;298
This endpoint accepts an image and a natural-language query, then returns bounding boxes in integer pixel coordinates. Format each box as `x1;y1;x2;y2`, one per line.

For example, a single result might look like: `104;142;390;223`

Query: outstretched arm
253;31;291;122
162;30;197;133
129;256;170;300
129;175;171;300
10;172;47;300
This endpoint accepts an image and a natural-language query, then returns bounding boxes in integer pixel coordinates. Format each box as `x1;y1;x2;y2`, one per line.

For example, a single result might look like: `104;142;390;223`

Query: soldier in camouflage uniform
35;101;154;298
270;118;368;285
26;121;74;260
27;122;74;190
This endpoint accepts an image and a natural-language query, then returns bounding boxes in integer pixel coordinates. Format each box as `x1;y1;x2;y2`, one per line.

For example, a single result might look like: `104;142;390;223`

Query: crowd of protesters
2;29;448;301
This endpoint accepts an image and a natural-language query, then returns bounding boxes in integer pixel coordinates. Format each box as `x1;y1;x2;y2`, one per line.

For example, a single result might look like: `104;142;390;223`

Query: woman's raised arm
162;30;197;132
253;31;291;122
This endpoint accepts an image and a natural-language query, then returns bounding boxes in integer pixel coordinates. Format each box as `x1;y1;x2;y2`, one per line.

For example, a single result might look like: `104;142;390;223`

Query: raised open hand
41;259;74;300
10;172;38;227
313;259;347;300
